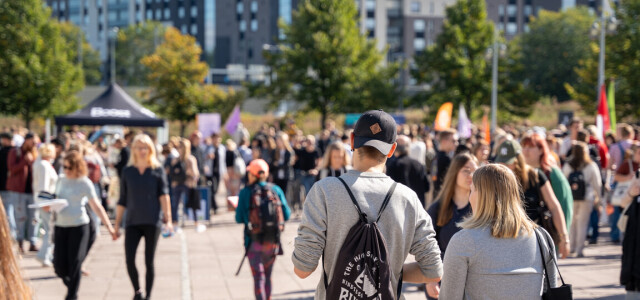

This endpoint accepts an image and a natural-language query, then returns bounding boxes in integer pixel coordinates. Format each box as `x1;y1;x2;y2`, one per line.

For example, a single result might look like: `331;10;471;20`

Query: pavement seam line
180;230;192;300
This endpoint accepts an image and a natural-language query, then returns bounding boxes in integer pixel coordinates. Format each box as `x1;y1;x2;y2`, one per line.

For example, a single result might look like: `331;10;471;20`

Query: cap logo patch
500;147;508;155
370;123;382;135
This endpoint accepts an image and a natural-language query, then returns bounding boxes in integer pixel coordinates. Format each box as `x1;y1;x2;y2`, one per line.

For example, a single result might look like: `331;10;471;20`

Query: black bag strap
337;177;368;223
534;227;567;287
377;182;397;222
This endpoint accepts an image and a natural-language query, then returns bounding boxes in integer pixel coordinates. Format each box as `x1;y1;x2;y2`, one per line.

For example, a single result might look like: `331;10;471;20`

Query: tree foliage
141;27;242;136
517;7;595;101
117;22;166;86
251;0;401;128
57;22;102;85
566;0;640;119
0;0;83;128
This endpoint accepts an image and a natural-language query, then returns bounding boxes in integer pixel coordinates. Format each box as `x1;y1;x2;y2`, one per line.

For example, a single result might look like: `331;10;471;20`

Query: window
146;10;152;19
53;1;58;11
191;24;197;35
507;4;517;17
164;8;170;18
410;1;420;12
428;20;434;32
179;7;185;18
365;18;375;30
251;1;258;13
414;19;425;32
191;5;197;17
237;2;244;14
498;23;504;31
524;5;532;16
108;11;117;22
365;0;375;11
97;0;102;6
84;13;90;24
414;38;425;51
156;8;161;19
60;1;66;10
498;5;504;17
239;20;246;32
181;24;187;33
250;19;258;31
506;22;517;34
524;24;530;32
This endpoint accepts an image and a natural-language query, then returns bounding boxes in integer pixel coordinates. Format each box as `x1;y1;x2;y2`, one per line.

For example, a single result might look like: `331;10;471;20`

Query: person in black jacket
386;135;429;206
621;170;640;298
433;129;458;197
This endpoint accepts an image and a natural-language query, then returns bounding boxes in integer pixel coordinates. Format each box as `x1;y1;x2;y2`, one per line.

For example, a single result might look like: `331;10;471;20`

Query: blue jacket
235;181;291;248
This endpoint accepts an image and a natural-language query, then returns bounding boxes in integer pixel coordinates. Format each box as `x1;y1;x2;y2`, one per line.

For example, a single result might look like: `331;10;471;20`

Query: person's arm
438;232;470;300
589;163;603;204
235;188;249;224
274;185;291;221
88;196;116;238
292;184;327;278
403;261;441;283
114;170;128;238
409;195;443;282
158;169;172;229
540;181;570;258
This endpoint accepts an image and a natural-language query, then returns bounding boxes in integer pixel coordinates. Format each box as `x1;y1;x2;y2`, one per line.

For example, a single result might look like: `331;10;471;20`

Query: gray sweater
439;226;558;300
292;170;443;299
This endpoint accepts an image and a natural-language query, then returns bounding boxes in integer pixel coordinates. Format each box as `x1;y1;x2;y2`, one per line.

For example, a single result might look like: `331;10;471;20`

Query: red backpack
86;160;101;183
248;183;284;243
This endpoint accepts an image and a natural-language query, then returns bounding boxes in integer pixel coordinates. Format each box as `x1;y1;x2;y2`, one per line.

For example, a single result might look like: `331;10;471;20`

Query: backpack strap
337;177;368;223
376;182;397;223
534;227;567;289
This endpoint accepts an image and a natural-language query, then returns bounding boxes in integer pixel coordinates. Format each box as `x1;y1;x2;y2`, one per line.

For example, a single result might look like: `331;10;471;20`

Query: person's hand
309;169;318;176
426;283;440;299
165;222;174;234
42;206;51;213
558;240;570;259
112;227;121;241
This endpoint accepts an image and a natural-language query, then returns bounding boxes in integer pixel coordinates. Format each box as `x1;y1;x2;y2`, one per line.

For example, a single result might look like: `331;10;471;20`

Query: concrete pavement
20;209;627;299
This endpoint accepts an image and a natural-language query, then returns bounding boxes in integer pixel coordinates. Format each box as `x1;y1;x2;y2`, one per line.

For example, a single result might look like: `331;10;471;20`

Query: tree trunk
23;111;31;131
320;106;327;131
180;121;186;137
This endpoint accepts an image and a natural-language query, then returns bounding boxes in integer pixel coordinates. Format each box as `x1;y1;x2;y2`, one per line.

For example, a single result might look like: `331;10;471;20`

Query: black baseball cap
353;110;397;155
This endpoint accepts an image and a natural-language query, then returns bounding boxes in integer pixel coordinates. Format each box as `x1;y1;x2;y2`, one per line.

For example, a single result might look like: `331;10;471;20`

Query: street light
591;0;618;105
110;27;119;85
487;28;506;137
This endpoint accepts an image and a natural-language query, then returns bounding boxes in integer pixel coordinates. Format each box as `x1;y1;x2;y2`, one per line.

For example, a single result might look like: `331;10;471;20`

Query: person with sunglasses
54;151;116;300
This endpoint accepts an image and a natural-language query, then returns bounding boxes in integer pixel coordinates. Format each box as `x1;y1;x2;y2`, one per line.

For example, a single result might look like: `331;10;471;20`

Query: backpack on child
248;183;284;243
323;177;399;300
568;168;586;201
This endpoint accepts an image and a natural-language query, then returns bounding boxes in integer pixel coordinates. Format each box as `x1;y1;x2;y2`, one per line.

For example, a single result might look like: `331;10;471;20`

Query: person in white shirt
32;144;59;267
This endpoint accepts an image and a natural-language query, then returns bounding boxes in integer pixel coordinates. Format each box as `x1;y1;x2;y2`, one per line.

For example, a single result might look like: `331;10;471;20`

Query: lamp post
487;28;506;137
591;0;617;104
110;27;119;84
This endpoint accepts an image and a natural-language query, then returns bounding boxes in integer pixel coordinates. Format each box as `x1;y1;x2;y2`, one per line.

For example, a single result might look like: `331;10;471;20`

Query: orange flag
434;102;453;131
482;113;490;144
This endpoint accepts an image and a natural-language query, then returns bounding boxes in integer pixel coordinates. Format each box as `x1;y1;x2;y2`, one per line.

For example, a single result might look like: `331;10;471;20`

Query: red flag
596;84;610;140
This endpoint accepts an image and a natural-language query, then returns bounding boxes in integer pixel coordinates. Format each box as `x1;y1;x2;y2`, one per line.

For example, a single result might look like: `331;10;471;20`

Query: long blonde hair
460;164;535;239
128;134;161;168
0;196;32;299
320;142;351;169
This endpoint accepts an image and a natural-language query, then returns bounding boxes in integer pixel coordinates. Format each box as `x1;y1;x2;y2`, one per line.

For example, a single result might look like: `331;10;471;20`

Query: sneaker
29;244;39;252
133;291;144;300
17;240;25;254
196;224;206;233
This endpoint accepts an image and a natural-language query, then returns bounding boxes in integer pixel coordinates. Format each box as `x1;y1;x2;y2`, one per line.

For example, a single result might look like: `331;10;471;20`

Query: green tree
117;22;166;86
0;0;83;128
57;22;102;85
142;27;242;136
566;0;640;119
517;7;595;101
252;0;401;129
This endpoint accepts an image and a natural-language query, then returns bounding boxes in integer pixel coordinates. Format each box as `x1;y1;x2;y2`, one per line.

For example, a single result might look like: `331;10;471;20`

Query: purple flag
458;104;472;139
224;105;241;135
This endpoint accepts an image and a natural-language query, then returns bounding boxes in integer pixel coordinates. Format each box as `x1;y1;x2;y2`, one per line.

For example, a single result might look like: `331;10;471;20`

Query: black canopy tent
55;83;164;127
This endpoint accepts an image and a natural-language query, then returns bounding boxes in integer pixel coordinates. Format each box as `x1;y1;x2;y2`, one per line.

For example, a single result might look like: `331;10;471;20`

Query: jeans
610;205;623;242
626;291;640;300
300;174;316;197
588;207;600;243
1;191;16;240
13;192;38;244
172;184;189;222
37;209;54;264
248;241;278;300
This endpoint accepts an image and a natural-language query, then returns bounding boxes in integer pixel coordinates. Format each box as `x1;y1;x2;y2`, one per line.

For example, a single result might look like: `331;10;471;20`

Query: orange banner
434;102;453;131
483;114;491;144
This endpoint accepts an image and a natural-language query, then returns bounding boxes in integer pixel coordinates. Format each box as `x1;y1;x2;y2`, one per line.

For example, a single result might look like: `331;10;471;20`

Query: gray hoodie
292;170;443;299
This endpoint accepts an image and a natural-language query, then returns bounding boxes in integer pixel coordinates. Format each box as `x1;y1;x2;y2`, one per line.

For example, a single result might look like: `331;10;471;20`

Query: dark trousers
588;207;600;243
248;241;278;300
172;184;189;222
54;224;91;300
610;205;623;242
125;225;161;297
208;174;220;212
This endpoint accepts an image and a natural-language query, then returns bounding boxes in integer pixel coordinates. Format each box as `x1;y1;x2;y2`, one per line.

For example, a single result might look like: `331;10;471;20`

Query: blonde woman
0;195;32;300
114;134;171;300
439;164;558;299
32;144;59;267
271;133;295;192
55;151;116;300
315;142;351;181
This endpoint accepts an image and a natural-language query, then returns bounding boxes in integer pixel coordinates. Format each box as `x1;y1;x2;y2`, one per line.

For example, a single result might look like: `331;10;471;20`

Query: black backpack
568;168;586;201
248;183;284;243
324;178;399;300
171;159;187;185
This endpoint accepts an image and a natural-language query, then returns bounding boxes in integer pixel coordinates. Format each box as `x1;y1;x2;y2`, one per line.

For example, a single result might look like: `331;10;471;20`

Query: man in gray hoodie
292;110;443;299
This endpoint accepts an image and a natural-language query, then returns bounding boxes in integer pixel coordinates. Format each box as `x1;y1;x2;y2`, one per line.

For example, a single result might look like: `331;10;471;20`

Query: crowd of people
1;113;640;299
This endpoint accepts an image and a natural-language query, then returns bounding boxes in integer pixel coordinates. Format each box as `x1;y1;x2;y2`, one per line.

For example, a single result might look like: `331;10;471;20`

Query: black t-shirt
522;169;549;222
226;150;236;168
118;166;169;227
0;147;11;191
295;148;320;172
433;151;452;196
427;200;472;258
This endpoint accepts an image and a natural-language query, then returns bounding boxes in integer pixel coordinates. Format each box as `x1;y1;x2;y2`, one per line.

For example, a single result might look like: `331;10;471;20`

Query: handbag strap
534;228;567;287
